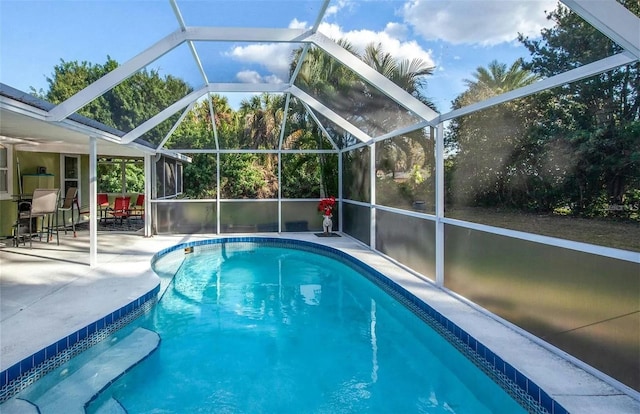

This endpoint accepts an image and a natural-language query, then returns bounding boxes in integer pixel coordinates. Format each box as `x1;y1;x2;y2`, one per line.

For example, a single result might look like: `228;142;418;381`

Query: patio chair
129;194;145;219
107;196;131;227
97;193;110;223
17;188;60;248
58;187;79;237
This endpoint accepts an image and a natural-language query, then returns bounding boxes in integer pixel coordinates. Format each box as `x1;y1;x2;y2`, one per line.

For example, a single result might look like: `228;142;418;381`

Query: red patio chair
129;194;145;219
109;196;131;226
97;193;110;223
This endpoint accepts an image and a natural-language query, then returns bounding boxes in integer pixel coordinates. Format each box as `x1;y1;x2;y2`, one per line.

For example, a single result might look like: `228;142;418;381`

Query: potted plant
317;196;336;234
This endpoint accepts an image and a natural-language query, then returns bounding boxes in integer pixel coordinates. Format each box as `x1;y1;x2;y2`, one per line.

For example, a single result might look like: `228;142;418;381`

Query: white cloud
226;42;295;82
317;22;436;67
236;70;264;83
401;0;556;46
235;70;286;84
384;22;409;41
224;19;311;83
227;16;437;83
325;0;352;18
264;74;284;84
288;18;307;30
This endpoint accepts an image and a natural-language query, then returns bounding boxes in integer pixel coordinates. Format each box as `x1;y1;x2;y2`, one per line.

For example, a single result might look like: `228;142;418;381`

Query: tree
361;42;435;109
43;57;192;141
362;42;436;176
291;40;436;203
41;57;193;194
44;58;118;127
462;59;539;103
446;59;540;208
238;94;284;150
518;0;640;217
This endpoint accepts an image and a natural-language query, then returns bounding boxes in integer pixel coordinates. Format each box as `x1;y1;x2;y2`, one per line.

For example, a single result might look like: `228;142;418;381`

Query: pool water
87;244;526;413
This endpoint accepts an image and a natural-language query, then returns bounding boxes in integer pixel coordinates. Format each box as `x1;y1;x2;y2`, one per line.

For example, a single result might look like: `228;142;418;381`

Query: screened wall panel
281;154;338;199
281;200;338;232
155;155;183;199
220;201;278;233
445;71;640;253
375;133;434;213
219;154;277;199
444;224;640;390
182;153;217;199
343;202;370;245
376;210;436;280
343;148;370;203
154;201;216;234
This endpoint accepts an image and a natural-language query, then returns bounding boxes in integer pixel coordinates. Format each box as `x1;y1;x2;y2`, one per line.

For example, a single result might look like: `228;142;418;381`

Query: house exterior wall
1;152;58;237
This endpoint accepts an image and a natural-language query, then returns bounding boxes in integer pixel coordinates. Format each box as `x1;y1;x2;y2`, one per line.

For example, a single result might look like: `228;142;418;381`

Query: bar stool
18;188;60;248
59;187;79;237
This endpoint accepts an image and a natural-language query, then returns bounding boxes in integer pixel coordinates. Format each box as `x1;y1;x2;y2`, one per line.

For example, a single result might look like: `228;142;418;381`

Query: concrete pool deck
1;230;638;413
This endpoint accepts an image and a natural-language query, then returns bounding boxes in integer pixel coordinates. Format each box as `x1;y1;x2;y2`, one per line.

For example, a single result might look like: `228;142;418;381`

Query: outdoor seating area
97;193;145;228
10;189;147;248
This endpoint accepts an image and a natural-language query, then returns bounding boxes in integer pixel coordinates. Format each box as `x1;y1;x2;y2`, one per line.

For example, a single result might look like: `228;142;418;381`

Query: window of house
0;144;13;200
60;154;81;202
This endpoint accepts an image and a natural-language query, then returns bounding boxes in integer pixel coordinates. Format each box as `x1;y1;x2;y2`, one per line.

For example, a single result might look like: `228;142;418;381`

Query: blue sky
0;0;558;113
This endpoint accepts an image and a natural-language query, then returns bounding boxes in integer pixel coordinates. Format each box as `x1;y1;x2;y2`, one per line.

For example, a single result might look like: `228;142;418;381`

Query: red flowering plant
317;196;336;217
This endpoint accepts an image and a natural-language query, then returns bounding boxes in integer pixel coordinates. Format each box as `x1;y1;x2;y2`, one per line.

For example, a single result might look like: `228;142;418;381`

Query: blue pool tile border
0;285;160;402
153;237;569;414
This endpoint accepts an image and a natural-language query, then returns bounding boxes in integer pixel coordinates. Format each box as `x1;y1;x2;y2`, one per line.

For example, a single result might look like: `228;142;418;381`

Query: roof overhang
0;87;188;161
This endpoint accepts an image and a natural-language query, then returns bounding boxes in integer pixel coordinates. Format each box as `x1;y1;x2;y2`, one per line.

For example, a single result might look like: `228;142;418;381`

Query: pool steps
1;327;159;414
93;397;127;413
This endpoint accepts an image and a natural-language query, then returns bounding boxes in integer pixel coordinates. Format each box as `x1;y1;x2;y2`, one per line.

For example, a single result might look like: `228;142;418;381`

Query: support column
89;137;98;267
338;150;343;233
143;154;152;237
435;125;445;287
277;151;282;233
216;152;221;234
370;143;376;250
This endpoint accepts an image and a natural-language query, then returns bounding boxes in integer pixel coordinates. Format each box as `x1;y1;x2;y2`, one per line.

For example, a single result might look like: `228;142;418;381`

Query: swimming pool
7;238;565;413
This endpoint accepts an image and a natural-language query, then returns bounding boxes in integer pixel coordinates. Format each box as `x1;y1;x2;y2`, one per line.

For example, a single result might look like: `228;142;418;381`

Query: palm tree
448;59;541;207
461;59;539;105
361;42;435;108
290;40;439;198
361;43;436;175
238;93;284;150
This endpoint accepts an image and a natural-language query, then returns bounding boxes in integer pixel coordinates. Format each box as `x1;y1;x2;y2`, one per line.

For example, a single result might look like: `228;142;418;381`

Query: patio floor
0;229;638;413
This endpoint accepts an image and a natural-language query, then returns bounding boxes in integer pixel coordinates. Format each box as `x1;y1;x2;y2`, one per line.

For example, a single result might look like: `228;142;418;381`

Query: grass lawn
446;207;640;252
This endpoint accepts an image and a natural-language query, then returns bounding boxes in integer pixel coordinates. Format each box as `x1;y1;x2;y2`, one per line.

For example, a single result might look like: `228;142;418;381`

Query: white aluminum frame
5;0;634;272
